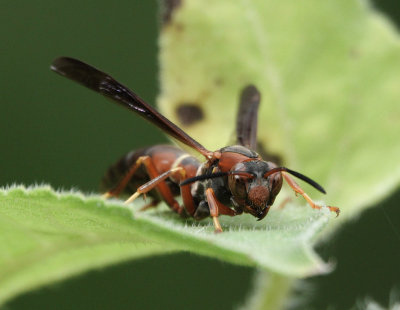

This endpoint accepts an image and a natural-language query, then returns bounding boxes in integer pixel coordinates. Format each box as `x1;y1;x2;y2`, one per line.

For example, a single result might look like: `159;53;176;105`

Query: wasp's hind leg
102;155;149;199
124;165;186;214
102;152;185;214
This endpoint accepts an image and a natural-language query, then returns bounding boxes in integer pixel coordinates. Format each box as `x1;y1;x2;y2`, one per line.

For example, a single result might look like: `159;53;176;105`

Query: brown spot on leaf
173;22;184;32
176;104;204;126
214;78;224;86
161;0;182;25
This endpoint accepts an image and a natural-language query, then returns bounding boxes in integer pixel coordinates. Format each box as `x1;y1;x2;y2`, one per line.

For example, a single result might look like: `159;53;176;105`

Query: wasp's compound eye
266;173;283;205
229;174;248;198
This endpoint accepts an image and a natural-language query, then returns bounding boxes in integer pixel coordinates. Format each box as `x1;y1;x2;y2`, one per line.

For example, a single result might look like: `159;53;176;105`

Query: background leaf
0;185;335;305
158;0;400;222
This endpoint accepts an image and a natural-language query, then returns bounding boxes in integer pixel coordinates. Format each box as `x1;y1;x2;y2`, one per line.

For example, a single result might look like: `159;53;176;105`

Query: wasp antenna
180;172;228;186
284;168;326;194
264;167;326;194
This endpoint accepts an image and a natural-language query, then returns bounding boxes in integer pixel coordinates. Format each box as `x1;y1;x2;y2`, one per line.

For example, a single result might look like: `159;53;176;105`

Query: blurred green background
1;1;400;309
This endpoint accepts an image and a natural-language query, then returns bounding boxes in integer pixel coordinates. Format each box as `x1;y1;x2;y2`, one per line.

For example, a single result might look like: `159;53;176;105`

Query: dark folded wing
51;57;211;158
236;85;260;150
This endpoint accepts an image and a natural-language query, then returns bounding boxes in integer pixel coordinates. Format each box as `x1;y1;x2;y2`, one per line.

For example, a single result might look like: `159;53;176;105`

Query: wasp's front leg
282;172;340;216
205;188;236;233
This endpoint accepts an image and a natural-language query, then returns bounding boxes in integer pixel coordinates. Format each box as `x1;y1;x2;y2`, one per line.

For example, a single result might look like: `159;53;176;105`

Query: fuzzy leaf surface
0;186;334;304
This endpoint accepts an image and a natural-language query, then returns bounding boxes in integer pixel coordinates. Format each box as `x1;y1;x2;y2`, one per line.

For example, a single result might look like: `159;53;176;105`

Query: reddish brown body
102;145;193;198
51;57;340;232
101;144;276;220
102;145;201;216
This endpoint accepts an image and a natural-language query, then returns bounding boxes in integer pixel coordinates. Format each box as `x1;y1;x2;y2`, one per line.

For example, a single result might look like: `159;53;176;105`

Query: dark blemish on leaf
214;78;224;86
257;142;283;165
161;0;182;25
173;22;184;32
349;48;361;59
176;104;204;126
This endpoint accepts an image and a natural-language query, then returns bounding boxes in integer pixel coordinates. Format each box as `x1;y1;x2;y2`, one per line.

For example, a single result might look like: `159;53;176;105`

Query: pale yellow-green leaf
158;0;400;221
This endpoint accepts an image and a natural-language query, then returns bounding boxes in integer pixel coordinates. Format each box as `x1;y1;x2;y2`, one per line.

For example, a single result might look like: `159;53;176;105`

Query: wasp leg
180;182;196;216
277;197;292;209
217;203;236;216
139;199;160;211
205;188;235;233
125;166;185;214
102;156;150;199
205;188;222;233
282;172;340;216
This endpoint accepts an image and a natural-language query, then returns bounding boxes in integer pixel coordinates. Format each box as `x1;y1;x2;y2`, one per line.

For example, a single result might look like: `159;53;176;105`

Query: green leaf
0;185;334;305
4;0;400;307
158;0;400;221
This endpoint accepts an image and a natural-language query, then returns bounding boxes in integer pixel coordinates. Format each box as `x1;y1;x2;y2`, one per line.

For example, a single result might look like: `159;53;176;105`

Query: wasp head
228;161;283;220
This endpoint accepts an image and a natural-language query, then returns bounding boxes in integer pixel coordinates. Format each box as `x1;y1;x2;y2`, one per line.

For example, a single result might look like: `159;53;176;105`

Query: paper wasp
51;57;339;232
